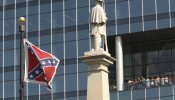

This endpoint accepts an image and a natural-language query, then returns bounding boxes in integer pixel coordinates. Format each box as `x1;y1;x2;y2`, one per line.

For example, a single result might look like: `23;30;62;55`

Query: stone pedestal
80;50;115;100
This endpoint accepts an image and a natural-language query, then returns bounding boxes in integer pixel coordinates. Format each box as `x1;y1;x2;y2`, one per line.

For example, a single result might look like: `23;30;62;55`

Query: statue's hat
97;0;103;2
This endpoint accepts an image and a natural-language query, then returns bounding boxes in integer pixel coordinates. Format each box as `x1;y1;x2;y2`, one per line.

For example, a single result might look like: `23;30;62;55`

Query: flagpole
19;17;25;100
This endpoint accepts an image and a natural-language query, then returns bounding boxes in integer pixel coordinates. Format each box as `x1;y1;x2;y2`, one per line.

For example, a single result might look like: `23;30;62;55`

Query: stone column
80;50;115;100
115;36;124;91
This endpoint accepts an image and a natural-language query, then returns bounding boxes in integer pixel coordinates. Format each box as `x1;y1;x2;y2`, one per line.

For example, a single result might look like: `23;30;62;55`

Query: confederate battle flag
23;39;60;89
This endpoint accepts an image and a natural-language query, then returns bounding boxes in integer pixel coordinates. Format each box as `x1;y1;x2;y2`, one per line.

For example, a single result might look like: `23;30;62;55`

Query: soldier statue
89;0;108;52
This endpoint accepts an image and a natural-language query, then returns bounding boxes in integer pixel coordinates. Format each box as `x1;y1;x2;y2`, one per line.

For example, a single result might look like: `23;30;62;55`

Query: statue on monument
89;0;108;52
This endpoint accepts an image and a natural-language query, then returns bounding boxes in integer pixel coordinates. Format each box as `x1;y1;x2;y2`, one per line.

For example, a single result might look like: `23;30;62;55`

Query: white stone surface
80;50;115;100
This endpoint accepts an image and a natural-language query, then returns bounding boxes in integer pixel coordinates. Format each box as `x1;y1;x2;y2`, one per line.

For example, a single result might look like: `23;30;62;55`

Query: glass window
4;19;14;36
78;63;88;72
40;84;51;94
53;43;64;60
172;42;175;61
4;0;14;5
4;9;14;19
0;51;2;68
65;0;76;9
160;85;173;97
159;62;172;73
53;2;63;11
40;35;51;45
40;44;51;53
110;92;118;100
66;74;77;91
118;24;129;35
78;30;89;40
147;64;159;75
143;0;156;15
0;1;2;6
79;73;87;90
65;9;76;27
90;0;95;6
124;41;174;83
52;43;64;60
107;26;116;36
79;96;87;100
16;80;20;97
157;0;169;14
116;1;129;19
0;82;2;98
53;11;63;28
144;21;156;31
171;0;175;12
77;0;89;7
4;50;14;67
4;81;14;98
28;4;38;15
40;3;51;13
124;45;132;66
133;89;145;100
106;3;115;20
28;36;38;45
27;84;39;96
134;66;142;76
16;48;20;66
119;91;131;100
52;75;64;93
66;97;78;100
4;72;14;81
4;40;14;50
147;51;158;64
133;53;142;66
172;18;175;28
0;12;2;20
146;88;159;99
158;43;171;62
124;67;132;77
40;13;51;30
65;64;77;74
65;32;76;41
0;20;2;37
130;22;143;33
78;39;89;56
65;41;76;59
78;7;89;25
53;32;63;43
160;97;174;100
28;15;38;32
16;0;28;4
158;19;170;29
130;0;142;17
16;7;26;18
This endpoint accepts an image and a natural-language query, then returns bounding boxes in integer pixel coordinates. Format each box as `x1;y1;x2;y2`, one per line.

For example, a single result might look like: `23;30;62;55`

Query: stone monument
80;0;116;100
89;0;108;52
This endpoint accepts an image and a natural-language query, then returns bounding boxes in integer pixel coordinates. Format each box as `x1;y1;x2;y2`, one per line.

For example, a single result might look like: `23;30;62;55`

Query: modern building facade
1;0;175;100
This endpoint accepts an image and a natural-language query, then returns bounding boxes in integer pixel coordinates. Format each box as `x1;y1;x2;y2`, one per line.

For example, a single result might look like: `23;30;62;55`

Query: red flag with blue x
24;39;60;89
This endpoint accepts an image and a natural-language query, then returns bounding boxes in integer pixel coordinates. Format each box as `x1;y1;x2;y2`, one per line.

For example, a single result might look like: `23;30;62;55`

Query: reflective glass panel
130;0;142;17
116;1;129;19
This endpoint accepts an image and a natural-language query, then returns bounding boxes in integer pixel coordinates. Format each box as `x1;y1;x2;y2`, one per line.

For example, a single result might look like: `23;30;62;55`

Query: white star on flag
48;60;51;64
35;70;39;74
30;75;34;79
42;61;46;65
52;60;55;64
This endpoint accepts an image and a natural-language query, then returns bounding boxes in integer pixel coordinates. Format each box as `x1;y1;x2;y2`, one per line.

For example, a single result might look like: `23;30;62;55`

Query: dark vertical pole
19;30;24;100
19;17;25;100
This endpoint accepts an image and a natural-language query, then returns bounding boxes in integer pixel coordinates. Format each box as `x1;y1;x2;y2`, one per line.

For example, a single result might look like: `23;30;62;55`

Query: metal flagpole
19;17;26;100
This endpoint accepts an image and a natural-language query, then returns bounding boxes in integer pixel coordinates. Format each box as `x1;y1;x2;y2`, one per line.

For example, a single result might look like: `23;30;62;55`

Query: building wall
0;0;175;99
111;85;175;100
